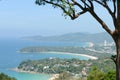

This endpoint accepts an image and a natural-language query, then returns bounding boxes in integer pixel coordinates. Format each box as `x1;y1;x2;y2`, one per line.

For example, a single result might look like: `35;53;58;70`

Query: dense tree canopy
87;67;116;80
0;73;16;80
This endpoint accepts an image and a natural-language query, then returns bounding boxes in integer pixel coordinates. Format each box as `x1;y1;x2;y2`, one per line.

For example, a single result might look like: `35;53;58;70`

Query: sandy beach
44;52;98;60
20;50;98;60
11;68;59;80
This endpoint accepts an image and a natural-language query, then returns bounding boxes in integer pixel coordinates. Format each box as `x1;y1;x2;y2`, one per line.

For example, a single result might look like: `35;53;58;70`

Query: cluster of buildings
103;40;115;47
86;40;116;54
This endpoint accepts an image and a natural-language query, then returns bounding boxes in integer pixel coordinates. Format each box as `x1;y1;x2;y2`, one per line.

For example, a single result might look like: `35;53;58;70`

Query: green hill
23;32;113;43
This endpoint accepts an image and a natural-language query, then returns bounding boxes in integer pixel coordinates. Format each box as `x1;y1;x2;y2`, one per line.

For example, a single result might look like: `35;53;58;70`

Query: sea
0;38;89;80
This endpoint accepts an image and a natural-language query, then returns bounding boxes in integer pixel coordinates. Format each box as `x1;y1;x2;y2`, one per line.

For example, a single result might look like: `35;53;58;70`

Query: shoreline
11;68;58;80
15;51;98;80
19;51;98;60
11;68;40;74
45;52;98;60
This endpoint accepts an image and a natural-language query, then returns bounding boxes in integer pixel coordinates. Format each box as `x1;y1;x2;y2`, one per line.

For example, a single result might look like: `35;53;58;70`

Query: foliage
18;58;115;74
104;70;116;80
90;59;115;72
0;73;16;80
87;67;116;80
55;66;115;80
18;58;84;74
20;45;114;59
87;66;105;80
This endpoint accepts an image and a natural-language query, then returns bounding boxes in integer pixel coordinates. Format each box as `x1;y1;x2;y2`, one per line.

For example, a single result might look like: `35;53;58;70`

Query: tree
0;73;16;80
87;67;116;80
35;0;120;80
105;70;116;80
87;66;105;80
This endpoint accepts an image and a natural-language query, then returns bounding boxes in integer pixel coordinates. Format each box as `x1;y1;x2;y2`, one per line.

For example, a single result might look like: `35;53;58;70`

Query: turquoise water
0;69;51;80
0;38;89;80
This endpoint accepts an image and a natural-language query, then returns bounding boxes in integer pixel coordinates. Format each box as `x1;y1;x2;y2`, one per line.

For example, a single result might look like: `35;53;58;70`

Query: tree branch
70;0;90;19
89;10;113;35
72;10;88;20
35;0;114;35
44;0;75;19
94;0;118;29
81;0;91;9
71;0;84;10
88;0;94;10
94;0;113;15
113;0;116;15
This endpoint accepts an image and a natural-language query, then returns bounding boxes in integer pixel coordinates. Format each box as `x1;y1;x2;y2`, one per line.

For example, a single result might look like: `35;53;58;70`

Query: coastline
11;68;40;74
15;51;98;80
11;68;58;80
19;51;98;60
43;52;98;60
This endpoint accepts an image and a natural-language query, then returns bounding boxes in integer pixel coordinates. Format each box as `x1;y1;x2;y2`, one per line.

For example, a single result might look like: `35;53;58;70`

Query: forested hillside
0;73;16;80
23;32;113;43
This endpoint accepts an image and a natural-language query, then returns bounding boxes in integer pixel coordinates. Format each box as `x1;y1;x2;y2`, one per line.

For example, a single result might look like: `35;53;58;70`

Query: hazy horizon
0;0;114;39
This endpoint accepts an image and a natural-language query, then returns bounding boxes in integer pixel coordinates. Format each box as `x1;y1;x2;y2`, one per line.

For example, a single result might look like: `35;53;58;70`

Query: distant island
22;32;113;43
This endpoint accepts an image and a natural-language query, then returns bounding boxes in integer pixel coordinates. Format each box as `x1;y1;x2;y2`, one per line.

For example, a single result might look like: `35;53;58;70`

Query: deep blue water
0;38;89;80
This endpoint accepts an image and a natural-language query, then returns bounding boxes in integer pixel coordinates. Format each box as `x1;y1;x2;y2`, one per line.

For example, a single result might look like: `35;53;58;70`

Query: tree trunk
114;35;120;80
115;1;120;80
116;39;120;80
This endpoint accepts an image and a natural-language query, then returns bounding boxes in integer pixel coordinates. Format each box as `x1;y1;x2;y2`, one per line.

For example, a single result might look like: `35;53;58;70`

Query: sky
0;0;114;38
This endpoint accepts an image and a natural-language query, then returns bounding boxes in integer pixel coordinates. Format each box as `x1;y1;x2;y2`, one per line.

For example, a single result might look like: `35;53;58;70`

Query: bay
0;38;89;80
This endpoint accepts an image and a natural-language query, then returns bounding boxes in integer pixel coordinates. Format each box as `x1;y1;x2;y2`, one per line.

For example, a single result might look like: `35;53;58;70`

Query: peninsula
19;45;115;59
15;58;115;79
